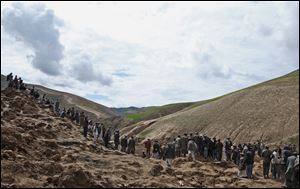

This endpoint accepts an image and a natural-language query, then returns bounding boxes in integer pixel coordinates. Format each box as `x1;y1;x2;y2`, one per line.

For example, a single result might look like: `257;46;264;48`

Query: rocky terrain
1;88;284;188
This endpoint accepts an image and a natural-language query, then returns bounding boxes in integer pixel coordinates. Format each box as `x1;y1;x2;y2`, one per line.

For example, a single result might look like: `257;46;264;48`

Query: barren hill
1;88;283;188
122;70;299;147
28;84;117;120
1;74;117;120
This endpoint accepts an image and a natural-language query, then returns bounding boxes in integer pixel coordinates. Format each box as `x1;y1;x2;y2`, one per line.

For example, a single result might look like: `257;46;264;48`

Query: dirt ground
1;89;284;188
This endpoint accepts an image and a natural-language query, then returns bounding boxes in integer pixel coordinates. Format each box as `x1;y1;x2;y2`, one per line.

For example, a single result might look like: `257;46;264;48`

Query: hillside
28;84;117;120
1;74;117;121
121;70;299;147
1;88;283;188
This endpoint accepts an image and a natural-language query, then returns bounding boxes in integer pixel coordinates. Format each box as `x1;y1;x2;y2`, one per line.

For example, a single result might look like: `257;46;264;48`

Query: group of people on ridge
6;73;26;90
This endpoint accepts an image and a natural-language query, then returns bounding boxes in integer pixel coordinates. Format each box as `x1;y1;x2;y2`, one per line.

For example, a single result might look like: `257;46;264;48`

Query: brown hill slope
28;84;117;120
122;70;299;147
1;88;283;188
1;74;117;120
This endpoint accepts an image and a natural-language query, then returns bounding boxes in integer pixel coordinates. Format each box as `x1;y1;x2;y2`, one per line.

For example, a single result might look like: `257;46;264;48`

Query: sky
1;1;299;107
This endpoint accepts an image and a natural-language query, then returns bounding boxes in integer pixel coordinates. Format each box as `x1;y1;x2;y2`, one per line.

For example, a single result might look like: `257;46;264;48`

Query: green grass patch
125;102;195;121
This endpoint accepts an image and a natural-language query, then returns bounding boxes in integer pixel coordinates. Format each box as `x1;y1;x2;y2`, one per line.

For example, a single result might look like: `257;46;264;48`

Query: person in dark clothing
285;152;298;188
153;141;161;159
83;116;89;138
121;136;128;152
216;139;223;161
199;135;204;156
13;75;18;89
45;98;50;105
165;141;176;166
102;125;106;140
212;137;217;160
193;132;201;157
60;108;66;118
181;134;188;157
144;139;152;158
66;108;71;119
114;130;120;150
256;141;262;157
245;147;255;179
202;135;208;159
208;137;214;160
70;107;75;122
95;122;101;139
283;146;292;170
75;111;79;124
104;127;112;148
161;144;167;160
175;136;181;157
18;77;23;90
262;146;273;178
6;73;13;81
232;145;241;165
225;138;232;161
128;136;136;154
42;94;46;102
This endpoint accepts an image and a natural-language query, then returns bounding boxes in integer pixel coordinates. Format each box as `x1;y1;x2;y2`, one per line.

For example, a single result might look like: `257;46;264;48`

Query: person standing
187;138;197;162
271;149;281;180
114;130;120;150
128;136;136;154
165;141;176;167
181;134;188;157
216;139;223;161
224;137;232;161
152;140;161;159
79;112;85;128
83;116;89;138
175;135;181;158
104;127;112;148
144;139;152;158
262;146;273;179
245;147;255;179
120;136;128;152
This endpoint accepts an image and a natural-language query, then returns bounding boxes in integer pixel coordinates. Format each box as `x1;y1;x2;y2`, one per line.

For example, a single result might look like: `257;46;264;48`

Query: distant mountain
123;102;195;121
111;106;142;115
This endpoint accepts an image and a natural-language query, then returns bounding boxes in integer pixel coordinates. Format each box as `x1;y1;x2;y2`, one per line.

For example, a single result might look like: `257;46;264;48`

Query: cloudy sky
1;1;299;107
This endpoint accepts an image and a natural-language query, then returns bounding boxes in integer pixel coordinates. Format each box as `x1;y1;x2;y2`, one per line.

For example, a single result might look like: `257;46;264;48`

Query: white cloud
2;2;64;76
1;1;299;107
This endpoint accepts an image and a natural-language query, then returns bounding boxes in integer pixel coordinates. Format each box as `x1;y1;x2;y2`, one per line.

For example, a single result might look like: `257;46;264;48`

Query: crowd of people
6;73;26;90
5;73;299;188
140;134;299;187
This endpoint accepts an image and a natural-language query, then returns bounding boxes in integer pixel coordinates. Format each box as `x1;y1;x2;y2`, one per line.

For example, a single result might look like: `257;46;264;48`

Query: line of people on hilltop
26;85;118;149
49;100;118;149
6;73;26;90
